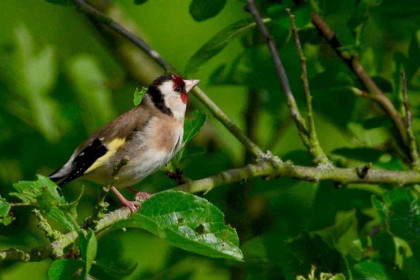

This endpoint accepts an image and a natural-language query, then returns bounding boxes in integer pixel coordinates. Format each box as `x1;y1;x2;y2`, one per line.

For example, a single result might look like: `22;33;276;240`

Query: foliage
0;0;420;279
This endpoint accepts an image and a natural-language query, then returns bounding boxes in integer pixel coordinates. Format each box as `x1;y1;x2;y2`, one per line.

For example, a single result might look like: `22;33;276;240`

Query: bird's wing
50;105;152;186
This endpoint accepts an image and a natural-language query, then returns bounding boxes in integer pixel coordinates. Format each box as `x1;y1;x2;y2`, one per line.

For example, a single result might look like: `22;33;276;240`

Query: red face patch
172;75;187;104
172;75;185;91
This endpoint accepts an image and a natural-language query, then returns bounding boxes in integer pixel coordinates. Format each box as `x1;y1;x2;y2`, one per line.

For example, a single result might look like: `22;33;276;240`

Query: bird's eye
175;86;182;92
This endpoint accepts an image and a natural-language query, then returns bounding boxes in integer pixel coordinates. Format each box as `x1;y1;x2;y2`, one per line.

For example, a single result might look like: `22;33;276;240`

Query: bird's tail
49;166;71;187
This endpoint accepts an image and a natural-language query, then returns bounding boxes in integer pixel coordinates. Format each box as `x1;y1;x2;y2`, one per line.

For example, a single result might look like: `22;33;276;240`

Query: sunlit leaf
133;87;147;106
48;259;83;280
189;0;226;22
185;18;270;74
110;191;243;261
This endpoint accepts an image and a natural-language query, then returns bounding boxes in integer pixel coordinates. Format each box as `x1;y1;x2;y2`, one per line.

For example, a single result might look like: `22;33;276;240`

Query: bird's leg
110;186;140;213
126;186;152;201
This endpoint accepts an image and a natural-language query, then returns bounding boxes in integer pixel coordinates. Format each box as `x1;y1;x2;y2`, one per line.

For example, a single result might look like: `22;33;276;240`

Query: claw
111;186;141;213
135;191;152;201
122;200;141;213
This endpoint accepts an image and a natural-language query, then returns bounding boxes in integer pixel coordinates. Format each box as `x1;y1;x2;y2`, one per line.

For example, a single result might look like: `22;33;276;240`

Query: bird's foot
111;186;141;213
126;187;152;202
121;199;141;213
135;191;152;201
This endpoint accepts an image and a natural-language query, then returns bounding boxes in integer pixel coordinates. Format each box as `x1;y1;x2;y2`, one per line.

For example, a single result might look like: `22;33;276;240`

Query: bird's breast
112;117;184;187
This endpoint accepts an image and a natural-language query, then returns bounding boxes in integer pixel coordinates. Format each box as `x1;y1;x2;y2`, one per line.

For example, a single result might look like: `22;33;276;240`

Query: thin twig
401;70;420;170
287;9;329;165
70;0;265;160
246;0;329;164
311;13;409;154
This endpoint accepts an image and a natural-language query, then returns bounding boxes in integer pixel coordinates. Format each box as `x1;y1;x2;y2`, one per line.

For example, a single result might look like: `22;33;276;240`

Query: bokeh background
1;0;420;279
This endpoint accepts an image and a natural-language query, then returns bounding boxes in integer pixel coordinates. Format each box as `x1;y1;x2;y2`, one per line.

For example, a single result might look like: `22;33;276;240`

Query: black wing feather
50;138;108;187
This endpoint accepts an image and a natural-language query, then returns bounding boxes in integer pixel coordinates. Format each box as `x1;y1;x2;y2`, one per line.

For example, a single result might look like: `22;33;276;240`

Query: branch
246;0;329;165
175;162;420;194
71;0;171;72
2;159;420;263
311;13;409;156
287;9;329;166
401;71;420;170
71;0;265;160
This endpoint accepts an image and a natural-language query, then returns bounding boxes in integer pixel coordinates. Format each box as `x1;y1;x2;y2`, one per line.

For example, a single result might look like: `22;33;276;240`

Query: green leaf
79;229;98;278
111;190;243;261
48;259;83;280
189;0;227;22
0;195;12;226
134;0;147;4
352;260;389;280
183;110;207;145
10;175;74;230
185;18;270;74
133;87;147;106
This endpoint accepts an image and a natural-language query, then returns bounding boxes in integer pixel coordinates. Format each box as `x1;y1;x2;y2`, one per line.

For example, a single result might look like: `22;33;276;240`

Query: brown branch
401;71;420;170
311;13;409;154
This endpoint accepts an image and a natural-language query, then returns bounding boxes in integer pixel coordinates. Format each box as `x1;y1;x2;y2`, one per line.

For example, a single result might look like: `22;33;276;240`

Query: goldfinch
49;75;200;212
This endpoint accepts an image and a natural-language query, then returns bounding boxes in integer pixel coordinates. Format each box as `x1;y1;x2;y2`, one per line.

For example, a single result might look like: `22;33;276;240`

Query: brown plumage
49;74;200;211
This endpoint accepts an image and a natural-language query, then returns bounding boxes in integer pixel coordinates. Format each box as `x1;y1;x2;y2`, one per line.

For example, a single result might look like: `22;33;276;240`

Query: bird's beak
184;79;200;93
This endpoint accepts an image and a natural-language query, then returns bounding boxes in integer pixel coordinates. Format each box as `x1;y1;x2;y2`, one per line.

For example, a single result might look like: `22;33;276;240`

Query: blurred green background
1;0;420;279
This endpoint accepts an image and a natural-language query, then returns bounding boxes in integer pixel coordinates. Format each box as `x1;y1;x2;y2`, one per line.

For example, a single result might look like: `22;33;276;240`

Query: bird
49;74;200;212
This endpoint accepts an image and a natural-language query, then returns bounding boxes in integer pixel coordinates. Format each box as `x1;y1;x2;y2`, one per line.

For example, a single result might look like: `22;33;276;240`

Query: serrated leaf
133;87;147;106
10;175;74;230
183;110;207;145
0;195;12;226
79;229;98;278
189;0;226;22
110;191;243;261
48;259;83;280
185;18;270;74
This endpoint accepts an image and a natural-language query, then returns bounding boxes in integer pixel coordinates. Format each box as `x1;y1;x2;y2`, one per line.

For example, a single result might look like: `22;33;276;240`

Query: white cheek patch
158;81;174;95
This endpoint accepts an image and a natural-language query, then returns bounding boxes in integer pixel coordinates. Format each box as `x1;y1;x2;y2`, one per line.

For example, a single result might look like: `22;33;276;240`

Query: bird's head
148;74;199;119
